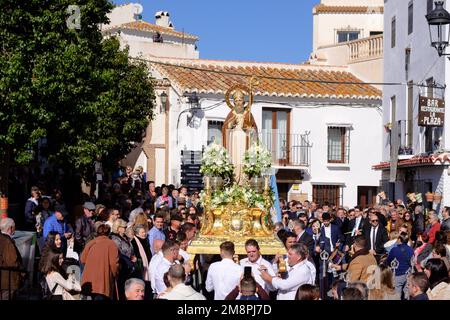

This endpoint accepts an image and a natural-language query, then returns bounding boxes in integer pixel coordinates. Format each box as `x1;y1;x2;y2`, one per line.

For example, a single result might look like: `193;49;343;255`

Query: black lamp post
426;1;450;57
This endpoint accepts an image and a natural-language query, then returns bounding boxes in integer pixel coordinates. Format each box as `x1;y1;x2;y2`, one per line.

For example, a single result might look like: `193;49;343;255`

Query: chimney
155;11;173;29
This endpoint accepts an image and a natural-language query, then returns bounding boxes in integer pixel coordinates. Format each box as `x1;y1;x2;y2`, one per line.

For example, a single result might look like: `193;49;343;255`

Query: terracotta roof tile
314;4;384;14
150;59;381;100
105;20;198;41
372;153;450;170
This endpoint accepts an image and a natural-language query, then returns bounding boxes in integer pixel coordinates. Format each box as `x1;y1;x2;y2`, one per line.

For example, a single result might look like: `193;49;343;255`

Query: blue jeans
394;274;408;300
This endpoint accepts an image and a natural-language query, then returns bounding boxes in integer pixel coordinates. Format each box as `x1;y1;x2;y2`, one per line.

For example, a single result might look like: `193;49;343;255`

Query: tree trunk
0;143;11;197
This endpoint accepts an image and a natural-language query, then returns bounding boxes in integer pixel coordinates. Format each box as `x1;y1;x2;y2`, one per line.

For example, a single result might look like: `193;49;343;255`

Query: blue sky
112;0;319;63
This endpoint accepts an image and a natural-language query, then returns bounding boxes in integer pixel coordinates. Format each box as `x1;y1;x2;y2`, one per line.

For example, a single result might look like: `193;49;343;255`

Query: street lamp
160;91;168;113
184;92;199;126
426;1;450;57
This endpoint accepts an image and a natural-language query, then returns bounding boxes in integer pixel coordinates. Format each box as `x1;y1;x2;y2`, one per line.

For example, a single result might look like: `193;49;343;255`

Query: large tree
0;0;155;196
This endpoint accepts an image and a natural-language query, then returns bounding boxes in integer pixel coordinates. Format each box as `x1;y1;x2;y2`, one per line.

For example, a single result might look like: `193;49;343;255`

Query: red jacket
427;222;441;245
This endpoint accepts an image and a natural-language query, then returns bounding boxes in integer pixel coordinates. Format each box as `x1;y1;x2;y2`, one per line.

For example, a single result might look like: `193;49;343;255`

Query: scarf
134;236;150;281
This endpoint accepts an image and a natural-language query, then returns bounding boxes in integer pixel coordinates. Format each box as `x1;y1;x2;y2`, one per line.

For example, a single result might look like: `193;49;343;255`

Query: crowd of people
1;165;450;300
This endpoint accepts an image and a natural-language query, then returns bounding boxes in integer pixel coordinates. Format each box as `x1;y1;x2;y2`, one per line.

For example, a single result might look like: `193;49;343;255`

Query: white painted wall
155;148;166;186
383;0;445;161
313;12;384;52
135;151;148;174
171;94;382;206
103;3;143;29
118;31;198;59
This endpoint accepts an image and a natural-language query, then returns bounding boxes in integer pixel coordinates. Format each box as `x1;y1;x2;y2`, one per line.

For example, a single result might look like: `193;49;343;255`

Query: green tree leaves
0;0;155;184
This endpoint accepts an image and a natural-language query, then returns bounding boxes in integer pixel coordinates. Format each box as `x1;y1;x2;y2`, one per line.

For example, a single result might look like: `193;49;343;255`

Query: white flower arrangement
200;184;274;210
200;142;234;178
243;142;272;178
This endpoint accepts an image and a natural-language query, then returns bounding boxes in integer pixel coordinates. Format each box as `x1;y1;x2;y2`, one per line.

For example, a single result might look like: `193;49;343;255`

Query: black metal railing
258;130;311;167
0;267;29;300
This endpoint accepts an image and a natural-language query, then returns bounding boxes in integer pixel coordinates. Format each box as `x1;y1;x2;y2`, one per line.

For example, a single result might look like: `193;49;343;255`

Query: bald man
162;264;206;300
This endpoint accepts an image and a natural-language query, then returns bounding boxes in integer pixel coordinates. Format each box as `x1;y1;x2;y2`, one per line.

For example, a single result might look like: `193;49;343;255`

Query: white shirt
240;256;276;293
370;226;378;251
154;257;174;294
324;225;333;250
149;251;164;293
179;248;190;264
352;216;362;236
271;259;316;300
205;258;242;300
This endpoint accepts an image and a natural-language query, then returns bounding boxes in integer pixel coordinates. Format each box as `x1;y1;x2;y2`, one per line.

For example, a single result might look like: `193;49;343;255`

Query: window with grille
207;121;223;145
337;31;360;43
327;126;350;164
313;185;342;206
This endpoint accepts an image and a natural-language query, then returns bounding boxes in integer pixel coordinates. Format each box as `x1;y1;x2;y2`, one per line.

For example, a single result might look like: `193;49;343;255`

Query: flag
270;174;281;222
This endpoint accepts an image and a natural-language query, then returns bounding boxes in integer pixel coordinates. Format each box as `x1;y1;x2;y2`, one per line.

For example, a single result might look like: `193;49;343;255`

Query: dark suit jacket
297;231;315;256
363;224;388;255
319;224;344;253
333;217;350;235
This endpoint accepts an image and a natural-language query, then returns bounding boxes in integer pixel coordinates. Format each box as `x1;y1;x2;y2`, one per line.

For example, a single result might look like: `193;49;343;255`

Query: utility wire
133;57;446;89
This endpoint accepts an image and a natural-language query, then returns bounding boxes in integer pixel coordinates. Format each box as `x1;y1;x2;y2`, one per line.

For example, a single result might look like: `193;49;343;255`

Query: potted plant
200;142;234;190
243;142;272;191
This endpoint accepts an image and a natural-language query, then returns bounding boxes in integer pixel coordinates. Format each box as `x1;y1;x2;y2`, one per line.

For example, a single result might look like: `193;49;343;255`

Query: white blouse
46;272;81;295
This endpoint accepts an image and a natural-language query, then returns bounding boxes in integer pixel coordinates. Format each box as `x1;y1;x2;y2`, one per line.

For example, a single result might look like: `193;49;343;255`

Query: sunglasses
371;219;379;222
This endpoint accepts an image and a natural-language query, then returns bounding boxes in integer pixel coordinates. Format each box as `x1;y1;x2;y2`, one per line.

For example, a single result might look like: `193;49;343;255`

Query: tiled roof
314;4;384;14
372;153;450;170
104;21;198;41
149;58;382;100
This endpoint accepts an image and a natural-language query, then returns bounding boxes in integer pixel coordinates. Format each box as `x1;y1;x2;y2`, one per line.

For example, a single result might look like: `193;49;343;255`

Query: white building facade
375;0;450;209
309;0;384;84
146;58;382;207
102;3;199;59
103;3;384;207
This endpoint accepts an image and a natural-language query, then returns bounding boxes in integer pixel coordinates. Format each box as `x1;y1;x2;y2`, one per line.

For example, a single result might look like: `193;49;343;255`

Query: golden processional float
187;78;286;267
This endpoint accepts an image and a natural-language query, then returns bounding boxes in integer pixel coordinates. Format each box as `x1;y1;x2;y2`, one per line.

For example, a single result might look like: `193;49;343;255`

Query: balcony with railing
390;120;413;158
348;34;383;63
258;130;311;168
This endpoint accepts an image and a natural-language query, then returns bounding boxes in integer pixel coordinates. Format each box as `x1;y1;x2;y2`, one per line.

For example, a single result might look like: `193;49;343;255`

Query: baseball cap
83;202;96;211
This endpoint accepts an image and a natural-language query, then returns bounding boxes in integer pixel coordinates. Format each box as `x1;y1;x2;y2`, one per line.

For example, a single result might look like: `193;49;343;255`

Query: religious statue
187;79;286;260
223;83;258;184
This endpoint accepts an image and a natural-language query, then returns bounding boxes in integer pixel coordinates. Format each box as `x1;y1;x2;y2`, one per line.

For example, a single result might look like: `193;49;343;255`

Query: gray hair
292;219;306;230
290;242;308;259
0;218;15;233
168;264;186;282
133;224;146;236
124;278;145;292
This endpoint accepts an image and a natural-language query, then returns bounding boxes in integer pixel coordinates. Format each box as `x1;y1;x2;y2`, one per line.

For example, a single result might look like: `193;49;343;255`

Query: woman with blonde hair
368;265;400;300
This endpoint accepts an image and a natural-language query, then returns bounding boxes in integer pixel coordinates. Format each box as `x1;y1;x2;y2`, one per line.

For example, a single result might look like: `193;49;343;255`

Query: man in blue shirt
385;231;414;299
43;210;73;250
148;214;166;255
